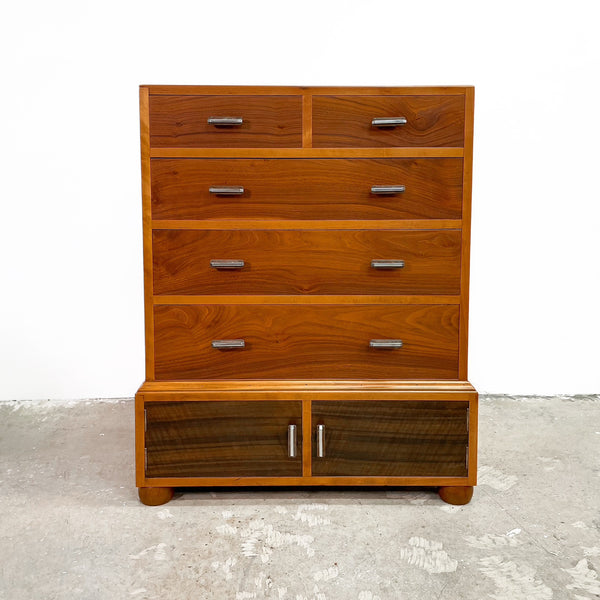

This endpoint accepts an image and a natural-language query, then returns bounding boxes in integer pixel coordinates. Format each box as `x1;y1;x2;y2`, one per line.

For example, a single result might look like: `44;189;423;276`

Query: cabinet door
145;401;302;478
312;401;468;477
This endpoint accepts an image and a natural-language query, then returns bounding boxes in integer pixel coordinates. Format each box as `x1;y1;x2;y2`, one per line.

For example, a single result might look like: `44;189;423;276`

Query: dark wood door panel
312;95;465;147
149;95;303;148
152;229;462;295
312;401;468;477
145;401;302;477
153;304;460;380
150;158;463;220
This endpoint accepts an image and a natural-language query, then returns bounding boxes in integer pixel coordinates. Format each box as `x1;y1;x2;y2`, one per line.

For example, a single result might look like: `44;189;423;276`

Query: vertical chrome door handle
317;424;325;458
288;424;297;458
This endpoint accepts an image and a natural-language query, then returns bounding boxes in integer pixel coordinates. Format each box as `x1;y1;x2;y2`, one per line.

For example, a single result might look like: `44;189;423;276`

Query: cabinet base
438;485;474;505
136;485;475;506
138;486;174;506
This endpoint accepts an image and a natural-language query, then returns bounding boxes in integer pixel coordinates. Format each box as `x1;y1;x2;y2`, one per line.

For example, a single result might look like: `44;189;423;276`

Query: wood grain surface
150;158;463;220
152;229;462;295
149;95;302;148
312;401;468;477
145;401;302;477
153;304;460;380
312;95;465;147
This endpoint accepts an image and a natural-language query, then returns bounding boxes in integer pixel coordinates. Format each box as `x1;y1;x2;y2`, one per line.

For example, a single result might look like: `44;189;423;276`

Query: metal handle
317;424;325;458
371;185;405;195
288;424;297;458
370;339;403;349
211;339;245;349
207;117;243;126
371;117;407;127
210;259;245;270
209;186;245;195
371;259;405;269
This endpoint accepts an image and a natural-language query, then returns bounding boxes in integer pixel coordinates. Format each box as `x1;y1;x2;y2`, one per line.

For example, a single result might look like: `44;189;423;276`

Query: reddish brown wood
149;95;302;148
152;229;462;296
438;485;474;505
153;304;459;380
150;158;463;220
138;486;174;506
144;401;302;477
312;95;465;147
312;401;468;477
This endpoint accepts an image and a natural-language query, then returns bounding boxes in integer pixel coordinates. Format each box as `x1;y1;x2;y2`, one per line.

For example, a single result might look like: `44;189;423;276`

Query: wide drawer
312;95;465;147
151;158;463;220
149;95;303;148
145;401;302;477
312;401;469;477
153;229;462;295
153;304;459;380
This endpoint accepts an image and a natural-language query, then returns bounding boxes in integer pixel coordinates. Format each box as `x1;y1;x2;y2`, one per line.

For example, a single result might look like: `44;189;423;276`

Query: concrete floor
0;395;598;600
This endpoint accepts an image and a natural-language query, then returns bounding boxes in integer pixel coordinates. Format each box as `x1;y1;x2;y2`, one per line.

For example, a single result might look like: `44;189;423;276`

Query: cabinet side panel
459;88;474;379
140;87;154;379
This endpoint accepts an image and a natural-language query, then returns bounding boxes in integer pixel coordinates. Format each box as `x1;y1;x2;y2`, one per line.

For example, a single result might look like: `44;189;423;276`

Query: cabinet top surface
141;85;474;95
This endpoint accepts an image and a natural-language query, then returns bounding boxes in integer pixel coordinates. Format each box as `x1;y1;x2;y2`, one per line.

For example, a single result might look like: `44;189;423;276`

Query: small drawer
145;400;302;478
149;95;303;148
152;229;462;295
151;158;463;220
312;95;465;147
312;401;469;477
153;304;459;380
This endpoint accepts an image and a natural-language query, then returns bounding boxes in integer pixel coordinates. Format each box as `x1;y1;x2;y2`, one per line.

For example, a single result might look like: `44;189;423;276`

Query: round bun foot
438;486;474;505
138;486;174;506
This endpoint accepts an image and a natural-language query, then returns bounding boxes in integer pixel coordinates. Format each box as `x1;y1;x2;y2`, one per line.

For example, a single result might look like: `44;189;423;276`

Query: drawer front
151;158;463;220
149;95;303;148
153;229;462;295
312;95;465;147
312;401;468;477
153;304;459;380
145;401;302;477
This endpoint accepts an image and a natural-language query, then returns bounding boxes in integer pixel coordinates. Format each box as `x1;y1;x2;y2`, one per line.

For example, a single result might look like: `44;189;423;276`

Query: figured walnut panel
149;95;302;148
153;304;460;380
150;158;463;220
152;229;462;295
312;401;468;477
312;95;465;147
145;401;302;477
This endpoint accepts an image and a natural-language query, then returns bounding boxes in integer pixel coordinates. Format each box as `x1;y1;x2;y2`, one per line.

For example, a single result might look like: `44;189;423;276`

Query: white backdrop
1;0;599;400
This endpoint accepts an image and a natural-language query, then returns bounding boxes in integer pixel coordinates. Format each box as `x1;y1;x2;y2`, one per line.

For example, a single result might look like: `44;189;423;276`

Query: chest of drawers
135;86;477;507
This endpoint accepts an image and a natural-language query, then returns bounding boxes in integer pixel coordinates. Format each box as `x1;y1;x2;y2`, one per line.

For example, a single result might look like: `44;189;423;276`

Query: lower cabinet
145;401;303;478
312;401;468;477
141;397;471;481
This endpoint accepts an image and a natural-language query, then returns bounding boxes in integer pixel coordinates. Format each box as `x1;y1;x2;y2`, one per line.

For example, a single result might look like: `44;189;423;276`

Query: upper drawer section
149;95;303;148
312;95;465;148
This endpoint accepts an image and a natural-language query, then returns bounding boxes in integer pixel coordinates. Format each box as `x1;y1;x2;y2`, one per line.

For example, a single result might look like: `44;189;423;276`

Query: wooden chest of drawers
135;86;477;506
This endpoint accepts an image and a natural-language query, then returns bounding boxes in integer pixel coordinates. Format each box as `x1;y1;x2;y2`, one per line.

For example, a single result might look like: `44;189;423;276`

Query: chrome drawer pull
317;424;325;458
211;339;246;349
288;424;297;458
371;117;407;127
371;185;405;195
209;186;245;195
370;339;403;349
371;259;405;269
210;259;245;270
207;116;243;126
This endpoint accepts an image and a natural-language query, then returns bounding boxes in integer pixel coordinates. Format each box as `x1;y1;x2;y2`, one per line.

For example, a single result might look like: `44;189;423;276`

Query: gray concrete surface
0;395;598;600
